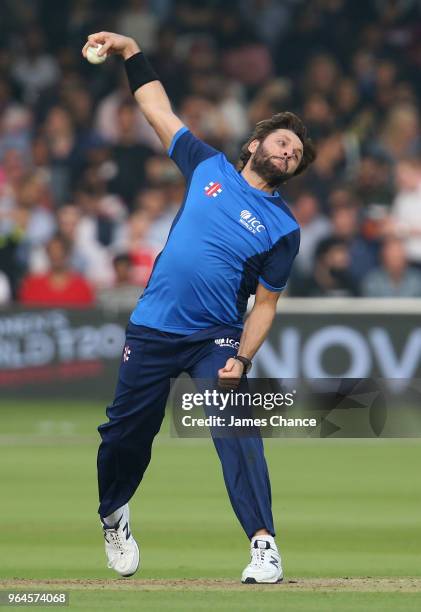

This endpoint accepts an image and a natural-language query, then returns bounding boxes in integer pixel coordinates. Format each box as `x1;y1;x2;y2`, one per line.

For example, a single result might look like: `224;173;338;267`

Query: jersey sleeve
259;228;300;292
168;127;219;179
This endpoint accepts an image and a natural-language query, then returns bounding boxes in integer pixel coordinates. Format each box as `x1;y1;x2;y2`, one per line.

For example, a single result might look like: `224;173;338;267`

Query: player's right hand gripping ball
86;44;107;65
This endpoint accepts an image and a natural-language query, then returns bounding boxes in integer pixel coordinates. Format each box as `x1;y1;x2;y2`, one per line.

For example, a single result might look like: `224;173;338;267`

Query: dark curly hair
237;111;317;178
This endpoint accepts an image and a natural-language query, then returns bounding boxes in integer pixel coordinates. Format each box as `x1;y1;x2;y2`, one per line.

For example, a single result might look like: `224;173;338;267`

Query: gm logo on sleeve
239;210;266;234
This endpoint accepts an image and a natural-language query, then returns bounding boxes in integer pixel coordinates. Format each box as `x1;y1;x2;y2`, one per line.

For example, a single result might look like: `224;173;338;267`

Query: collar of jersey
232;167;283;201
230;165;298;222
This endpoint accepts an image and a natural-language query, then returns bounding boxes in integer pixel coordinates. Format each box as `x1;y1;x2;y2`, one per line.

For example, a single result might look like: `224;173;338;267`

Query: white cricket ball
86;44;107;65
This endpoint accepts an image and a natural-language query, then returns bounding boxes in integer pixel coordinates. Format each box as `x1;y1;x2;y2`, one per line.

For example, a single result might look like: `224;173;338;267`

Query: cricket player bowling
82;31;316;584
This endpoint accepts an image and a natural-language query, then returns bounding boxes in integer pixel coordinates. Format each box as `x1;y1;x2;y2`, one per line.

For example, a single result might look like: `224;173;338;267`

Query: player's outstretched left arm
218;284;280;386
82;32;184;150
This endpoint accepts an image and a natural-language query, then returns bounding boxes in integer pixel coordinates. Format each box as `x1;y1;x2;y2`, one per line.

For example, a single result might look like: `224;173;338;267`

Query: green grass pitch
1;400;420;611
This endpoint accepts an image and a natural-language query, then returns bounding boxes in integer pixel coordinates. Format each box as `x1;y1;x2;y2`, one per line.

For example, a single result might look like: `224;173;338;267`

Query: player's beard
250;142;293;188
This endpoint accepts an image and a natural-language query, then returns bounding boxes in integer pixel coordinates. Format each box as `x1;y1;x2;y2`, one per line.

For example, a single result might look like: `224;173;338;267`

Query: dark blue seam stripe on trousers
97;322;275;539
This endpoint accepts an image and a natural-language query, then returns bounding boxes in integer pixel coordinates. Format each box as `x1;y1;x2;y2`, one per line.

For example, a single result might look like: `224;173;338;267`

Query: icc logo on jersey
215;338;240;349
239;210;266;234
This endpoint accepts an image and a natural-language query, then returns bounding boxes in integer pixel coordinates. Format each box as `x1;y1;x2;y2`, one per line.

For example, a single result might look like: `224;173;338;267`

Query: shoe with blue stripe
241;535;283;584
101;504;140;577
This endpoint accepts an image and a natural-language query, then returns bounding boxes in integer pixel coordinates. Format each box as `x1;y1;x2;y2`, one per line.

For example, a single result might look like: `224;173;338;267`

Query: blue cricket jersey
130;127;300;334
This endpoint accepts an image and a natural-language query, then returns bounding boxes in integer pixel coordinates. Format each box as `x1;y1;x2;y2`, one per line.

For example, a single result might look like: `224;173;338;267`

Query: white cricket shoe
241;535;283;584
101;504;140;577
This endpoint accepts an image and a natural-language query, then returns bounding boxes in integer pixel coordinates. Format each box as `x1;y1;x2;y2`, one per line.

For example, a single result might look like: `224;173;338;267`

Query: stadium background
1;1;421;610
1;0;421;303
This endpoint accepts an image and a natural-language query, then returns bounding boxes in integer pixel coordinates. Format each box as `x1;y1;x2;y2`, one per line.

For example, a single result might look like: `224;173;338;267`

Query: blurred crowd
1;0;421;308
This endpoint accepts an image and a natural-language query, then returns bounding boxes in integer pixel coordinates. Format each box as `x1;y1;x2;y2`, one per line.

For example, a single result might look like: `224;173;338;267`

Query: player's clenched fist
218;357;244;389
82;32;140;61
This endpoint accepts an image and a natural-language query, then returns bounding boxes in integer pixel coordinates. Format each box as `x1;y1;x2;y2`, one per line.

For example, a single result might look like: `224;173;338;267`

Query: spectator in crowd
112;253;135;286
137;157;186;248
362;236;421;297
325;194;378;282
18;233;95;307
132;187;168;248
41;106;80;204
291;191;331;277
11;27;60;103
29;203;113;288
0;101;32;162
391;157;421;267
148;24;188;106
374;103;421;160
107;101;154;208
217;8;274;87
0;270;11;304
241;0;295;51
248;79;292;128
178;95;231;150
354;152;394;209
117;0;160;54
97;252;142;310
94;72;162;150
300;130;347;207
12;171;56;251
301;238;360;298
113;210;158;287
0;207;31;298
302;53;340;101
74;159;128;249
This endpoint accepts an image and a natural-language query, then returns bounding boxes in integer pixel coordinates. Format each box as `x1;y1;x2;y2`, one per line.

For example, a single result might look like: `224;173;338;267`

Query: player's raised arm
82;32;184;150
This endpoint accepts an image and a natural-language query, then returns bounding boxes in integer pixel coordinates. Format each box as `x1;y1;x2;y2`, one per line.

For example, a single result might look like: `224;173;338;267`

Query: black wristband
124;51;159;94
234;355;252;374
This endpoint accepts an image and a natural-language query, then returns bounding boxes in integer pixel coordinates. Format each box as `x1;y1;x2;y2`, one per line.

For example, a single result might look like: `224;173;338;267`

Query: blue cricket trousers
97;322;274;539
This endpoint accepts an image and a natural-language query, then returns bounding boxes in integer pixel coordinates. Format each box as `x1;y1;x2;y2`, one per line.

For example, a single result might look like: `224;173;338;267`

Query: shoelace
250;546;268;568
105;529;127;569
105;529;126;554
